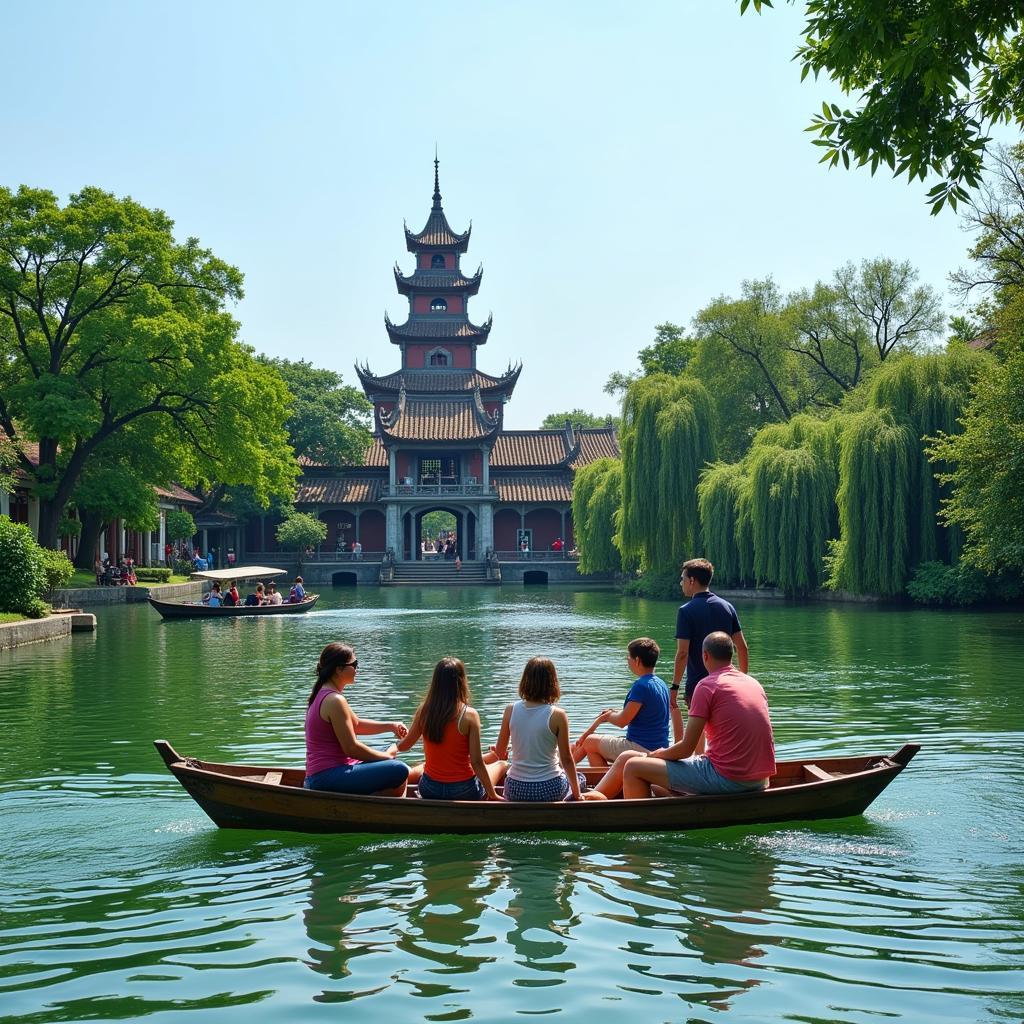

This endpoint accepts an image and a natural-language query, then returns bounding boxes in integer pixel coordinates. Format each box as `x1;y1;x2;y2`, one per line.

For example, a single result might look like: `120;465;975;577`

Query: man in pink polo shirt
621;631;775;797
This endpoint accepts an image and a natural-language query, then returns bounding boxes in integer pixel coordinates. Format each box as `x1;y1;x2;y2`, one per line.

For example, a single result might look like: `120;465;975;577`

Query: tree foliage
0;517;44;614
258;356;371;465
619;375;717;575
696;462;754;588
539;409;612;430
165;509;196;543
276;511;327;557
739;1;1024;214
571;457;622;574
0;185;297;549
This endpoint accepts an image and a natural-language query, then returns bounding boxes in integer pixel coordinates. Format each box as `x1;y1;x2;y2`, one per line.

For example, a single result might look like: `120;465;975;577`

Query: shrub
0;517;44;614
37;547;74;593
135;567;171;582
907;560;1006;606
173;558;196;577
23;597;49;619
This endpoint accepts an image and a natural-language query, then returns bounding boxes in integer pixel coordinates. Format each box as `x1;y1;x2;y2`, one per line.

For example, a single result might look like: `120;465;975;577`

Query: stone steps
388;561;494;587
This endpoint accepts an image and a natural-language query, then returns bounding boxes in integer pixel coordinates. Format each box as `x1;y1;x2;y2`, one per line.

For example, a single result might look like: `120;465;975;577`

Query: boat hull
148;595;319;619
154;740;920;835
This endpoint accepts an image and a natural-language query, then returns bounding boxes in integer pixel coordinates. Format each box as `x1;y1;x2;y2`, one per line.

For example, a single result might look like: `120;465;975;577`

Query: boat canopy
192;566;289;582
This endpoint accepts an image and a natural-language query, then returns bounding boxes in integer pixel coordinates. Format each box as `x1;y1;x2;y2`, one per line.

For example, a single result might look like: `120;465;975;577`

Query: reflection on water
2;589;1024;1022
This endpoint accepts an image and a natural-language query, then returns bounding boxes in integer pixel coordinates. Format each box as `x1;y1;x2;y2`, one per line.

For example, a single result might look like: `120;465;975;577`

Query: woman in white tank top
493;657;585;802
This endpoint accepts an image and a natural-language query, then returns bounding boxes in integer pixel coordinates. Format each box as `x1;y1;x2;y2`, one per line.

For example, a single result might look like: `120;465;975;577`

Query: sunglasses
343;660;359;670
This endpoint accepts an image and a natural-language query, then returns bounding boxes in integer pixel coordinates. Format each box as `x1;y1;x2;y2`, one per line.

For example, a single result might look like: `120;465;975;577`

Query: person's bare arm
324;695;397;762
650;714;706;762
733;630;749;673
605;701;642;729
671;638;689;742
353;715;408;738
491;704;513;760
465;710;501;801
395;711;423;753
550;708;583;799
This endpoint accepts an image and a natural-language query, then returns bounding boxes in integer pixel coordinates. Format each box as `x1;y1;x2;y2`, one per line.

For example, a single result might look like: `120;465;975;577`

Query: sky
1;1;1009;428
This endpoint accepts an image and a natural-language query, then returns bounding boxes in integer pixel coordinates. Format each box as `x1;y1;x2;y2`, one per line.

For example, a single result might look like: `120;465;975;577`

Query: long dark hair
417;656;471;743
308;642;355;706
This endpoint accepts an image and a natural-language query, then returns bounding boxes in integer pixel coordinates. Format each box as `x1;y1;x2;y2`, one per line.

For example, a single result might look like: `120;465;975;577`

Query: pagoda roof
355;362;521;396
494;474;574;503
491;426;620;470
394;264;483;297
405;159;471;253
296;478;381;505
385;312;493;343
377;387;501;442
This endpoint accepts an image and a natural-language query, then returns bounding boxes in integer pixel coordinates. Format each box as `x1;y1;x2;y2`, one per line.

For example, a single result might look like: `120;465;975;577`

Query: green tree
697;461;754;587
0;185;297;549
539;409;613;430
929;346;1024;572
165;509;196;546
276;511;327;569
571;457;622;574
739;1;1024;214
258;356;372;465
604;323;695;396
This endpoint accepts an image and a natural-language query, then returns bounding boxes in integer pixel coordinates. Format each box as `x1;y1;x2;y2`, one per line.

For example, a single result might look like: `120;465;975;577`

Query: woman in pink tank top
396;657;507;801
303;642;411;796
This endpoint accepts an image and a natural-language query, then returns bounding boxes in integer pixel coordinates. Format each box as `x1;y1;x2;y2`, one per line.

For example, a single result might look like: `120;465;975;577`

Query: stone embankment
50;580;206;608
0;615;72;651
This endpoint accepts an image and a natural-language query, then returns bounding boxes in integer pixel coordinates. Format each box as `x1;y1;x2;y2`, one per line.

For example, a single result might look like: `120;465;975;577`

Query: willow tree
697;462;753;587
571;458;622;574
867;347;990;566
828;408;917;595
619;374;717;575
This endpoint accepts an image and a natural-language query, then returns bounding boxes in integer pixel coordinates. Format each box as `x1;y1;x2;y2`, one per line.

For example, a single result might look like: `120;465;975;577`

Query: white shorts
597;735;649;760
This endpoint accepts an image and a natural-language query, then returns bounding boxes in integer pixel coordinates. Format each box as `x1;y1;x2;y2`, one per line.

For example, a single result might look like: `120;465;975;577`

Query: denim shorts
503;771;588;802
304;759;409;795
418;773;485;801
664;755;768;795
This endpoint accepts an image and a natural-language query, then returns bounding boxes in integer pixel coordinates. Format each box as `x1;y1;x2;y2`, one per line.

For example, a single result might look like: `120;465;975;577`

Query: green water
2;587;1023;1023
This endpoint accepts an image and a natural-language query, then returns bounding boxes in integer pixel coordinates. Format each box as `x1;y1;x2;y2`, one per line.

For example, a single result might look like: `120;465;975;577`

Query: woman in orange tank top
397;657;507;801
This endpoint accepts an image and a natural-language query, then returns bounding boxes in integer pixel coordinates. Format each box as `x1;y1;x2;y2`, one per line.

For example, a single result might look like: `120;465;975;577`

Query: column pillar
0;488;9;517
158;510;166;563
479;504;494;555
389;449;397;489
560;510;567;554
482;447;490;490
385;503;401;558
144;530;152;567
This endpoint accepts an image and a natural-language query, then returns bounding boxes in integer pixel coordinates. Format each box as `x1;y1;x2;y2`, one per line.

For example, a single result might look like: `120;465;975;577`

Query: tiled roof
364;437;388;467
379;395;500;442
495;474;573;503
570;428;620;468
155;483;203;505
356;364;520;395
395;265;482;295
297;478;381;504
385;313;493;341
405;208;471;251
491;431;572;469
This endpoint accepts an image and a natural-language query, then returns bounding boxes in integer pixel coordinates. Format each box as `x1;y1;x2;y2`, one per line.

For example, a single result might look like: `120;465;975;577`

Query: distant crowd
303;557;776;803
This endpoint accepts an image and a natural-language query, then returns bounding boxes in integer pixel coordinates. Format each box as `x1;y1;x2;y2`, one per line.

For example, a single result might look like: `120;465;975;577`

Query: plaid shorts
503;771;587;802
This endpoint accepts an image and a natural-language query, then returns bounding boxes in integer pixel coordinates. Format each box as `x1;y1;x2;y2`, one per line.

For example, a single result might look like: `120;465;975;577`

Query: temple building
249;163;619;569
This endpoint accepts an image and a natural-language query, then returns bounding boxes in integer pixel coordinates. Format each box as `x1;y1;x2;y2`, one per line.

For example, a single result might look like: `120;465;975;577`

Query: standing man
671;558;748;742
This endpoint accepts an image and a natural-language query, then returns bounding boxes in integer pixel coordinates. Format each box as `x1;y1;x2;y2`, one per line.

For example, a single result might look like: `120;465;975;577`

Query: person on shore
303;642;410;796
572;637;670;780
266;582;283;605
672;558;749;743
492;657;598;802
619;632;775;799
395;657;506;801
244;583;264;607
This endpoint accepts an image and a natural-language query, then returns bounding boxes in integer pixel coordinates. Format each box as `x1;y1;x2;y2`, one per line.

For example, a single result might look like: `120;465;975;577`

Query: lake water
2;586;1023;1023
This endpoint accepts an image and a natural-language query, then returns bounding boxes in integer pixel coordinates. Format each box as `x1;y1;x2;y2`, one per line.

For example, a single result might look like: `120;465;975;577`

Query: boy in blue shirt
572;637;671;767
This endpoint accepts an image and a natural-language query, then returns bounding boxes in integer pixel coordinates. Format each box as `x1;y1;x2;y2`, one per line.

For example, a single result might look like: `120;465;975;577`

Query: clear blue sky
1;2;1005;428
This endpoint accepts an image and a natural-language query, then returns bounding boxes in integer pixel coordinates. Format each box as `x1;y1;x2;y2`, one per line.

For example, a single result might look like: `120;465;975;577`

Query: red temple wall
467;451;482;479
417;253;455;270
494;509;520;550
397;453;413;480
525;508;562;550
405;344;472;368
360;510;385;550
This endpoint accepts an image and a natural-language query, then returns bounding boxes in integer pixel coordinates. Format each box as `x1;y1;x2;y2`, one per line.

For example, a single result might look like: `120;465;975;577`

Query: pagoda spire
433;149;442;210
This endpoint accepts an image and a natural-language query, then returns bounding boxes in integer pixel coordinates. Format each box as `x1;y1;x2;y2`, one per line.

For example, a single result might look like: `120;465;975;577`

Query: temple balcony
383;480;499;500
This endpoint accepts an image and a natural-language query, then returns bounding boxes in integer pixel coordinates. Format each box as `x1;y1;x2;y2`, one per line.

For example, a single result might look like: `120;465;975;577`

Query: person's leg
406;761;425;785
584;734;609;767
484;759;508;786
594;749;646;798
622;756;671;799
314;760;409;797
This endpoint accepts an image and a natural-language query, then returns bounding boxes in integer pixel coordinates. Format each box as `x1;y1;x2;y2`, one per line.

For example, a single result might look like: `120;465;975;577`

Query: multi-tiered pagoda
256;163;619;567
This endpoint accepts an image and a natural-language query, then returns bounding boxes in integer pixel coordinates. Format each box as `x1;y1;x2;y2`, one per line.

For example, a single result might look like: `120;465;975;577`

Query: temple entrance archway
400;504;478;561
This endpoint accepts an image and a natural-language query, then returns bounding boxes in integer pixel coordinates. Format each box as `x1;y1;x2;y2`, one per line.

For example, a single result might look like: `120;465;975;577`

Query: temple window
430;297;448;311
428;348;451;366
431;254;445;268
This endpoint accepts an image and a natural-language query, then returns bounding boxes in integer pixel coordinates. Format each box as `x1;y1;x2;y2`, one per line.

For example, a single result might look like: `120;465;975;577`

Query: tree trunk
37;499;64;551
74;511;103;570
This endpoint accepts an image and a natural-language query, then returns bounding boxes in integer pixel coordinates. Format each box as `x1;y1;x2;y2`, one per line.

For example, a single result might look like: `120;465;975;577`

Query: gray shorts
597;734;649;761
664;755;768;795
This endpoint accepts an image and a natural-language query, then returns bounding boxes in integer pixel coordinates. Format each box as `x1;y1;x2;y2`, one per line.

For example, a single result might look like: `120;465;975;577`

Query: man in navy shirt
672;558;748;742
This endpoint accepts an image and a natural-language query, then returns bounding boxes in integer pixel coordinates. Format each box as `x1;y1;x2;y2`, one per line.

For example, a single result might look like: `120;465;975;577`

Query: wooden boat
148;565;319;619
148;594;319;619
154;740;920;835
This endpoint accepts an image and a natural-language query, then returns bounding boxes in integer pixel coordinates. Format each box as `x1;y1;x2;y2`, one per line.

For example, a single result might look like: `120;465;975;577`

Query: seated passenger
573;638;670;797
616;632;776;799
244;583;264;606
266;582;283;605
492;657;597;802
204;583;224;607
289;576;306;603
224;582;239;607
303;642;410;796
395;657;506;801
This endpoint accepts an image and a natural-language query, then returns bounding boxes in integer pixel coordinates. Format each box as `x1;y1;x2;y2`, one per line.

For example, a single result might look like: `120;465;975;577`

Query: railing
242;549;385;563
383;482;499;498
494;550;579;561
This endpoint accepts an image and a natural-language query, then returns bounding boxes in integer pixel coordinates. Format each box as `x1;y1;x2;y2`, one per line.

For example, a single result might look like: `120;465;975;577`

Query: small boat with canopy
147;566;320;619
